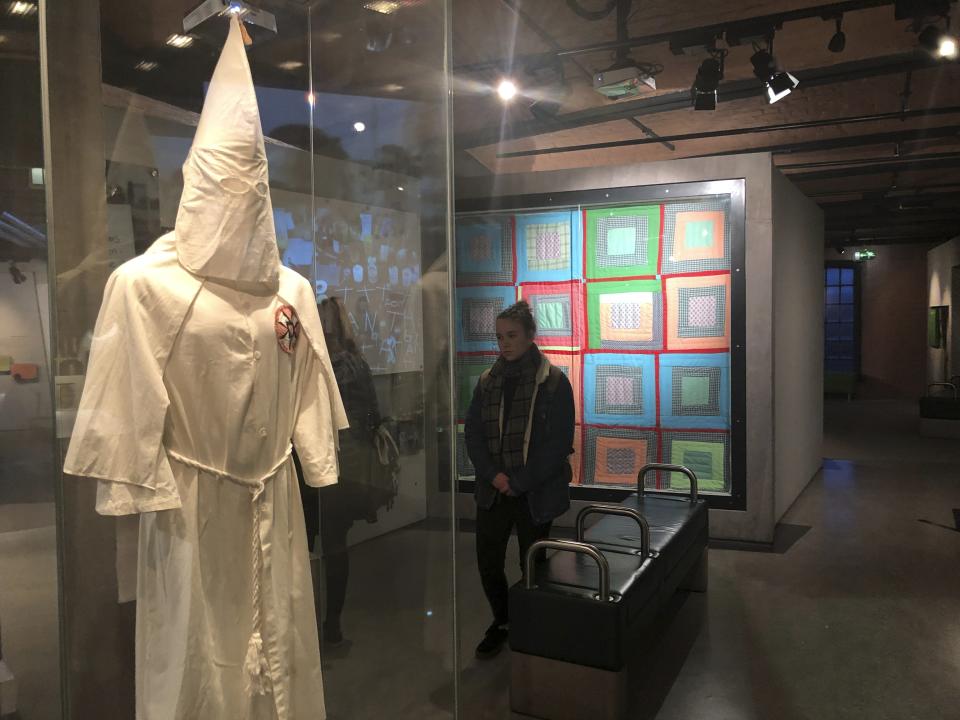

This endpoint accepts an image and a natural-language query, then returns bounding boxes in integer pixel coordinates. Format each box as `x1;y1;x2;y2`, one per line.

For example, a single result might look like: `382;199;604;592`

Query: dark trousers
476;495;552;627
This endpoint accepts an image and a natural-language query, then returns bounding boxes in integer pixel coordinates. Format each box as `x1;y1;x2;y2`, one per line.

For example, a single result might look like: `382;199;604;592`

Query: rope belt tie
168;444;294;695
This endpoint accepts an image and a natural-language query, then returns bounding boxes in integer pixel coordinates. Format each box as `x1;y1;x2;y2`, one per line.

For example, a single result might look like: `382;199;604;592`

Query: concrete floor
2;399;959;719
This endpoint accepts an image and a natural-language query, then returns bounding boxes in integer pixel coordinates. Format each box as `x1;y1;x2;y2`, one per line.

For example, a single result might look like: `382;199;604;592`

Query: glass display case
30;0;457;718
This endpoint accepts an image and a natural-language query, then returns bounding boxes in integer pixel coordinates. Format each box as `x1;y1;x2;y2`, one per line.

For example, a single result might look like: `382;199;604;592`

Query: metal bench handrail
636;463;699;502
524;539;612;602
928;382;958;399
576;504;650;560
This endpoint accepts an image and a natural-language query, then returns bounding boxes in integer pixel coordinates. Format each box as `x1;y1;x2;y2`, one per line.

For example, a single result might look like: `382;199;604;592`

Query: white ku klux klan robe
63;17;347;720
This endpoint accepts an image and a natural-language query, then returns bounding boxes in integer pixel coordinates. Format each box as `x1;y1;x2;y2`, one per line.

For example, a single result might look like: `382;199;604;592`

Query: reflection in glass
0;0;61;717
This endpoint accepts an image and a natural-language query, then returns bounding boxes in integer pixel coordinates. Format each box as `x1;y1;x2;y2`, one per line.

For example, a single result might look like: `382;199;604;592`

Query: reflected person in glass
464;300;575;660
297;296;384;648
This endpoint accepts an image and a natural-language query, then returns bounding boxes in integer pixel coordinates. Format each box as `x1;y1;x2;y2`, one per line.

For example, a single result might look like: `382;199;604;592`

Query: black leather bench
509;464;709;720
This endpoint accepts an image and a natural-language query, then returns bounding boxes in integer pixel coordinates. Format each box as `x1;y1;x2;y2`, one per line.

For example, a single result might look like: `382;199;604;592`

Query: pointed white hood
175;16;280;288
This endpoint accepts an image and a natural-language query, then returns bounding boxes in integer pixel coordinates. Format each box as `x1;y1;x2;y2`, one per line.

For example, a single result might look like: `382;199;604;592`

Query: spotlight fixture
828;16;846;53
166;33;195;49
135;60;159;72
751;46;798;104
919;24;959;57
497;79;518;102
8;1;37;16
691;57;723;111
353;121;367;133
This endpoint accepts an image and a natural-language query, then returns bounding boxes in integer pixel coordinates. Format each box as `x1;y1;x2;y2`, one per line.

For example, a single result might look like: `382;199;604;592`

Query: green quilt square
586;205;661;278
538;301;566;330
680;375;710;406
669;439;725;492
457;364;488;418
586;279;661;349
607;227;637;255
684;220;715;249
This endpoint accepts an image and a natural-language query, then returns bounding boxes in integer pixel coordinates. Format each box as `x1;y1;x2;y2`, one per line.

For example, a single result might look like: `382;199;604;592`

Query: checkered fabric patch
531;293;572;335
595;364;644;415
597;215;648;268
526;222;571;271
661;431;731;494
606;447;638;475
661;196;731;275
583;427;657;488
670;366;722;415
462;298;503;342
456;354;496;418
678;285;726;339
455;216;514;283
469;235;493;262
591;287;663;350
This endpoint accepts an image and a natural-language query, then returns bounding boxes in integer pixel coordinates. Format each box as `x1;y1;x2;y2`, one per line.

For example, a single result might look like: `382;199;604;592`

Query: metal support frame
637;463;699;502
524;539;613;601
458;53;941;149
495;106;960;159
576;505;651;559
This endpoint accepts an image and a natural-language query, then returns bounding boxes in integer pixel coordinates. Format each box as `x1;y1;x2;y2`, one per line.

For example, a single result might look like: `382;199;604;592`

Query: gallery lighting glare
166;34;195;49
939;35;958;58
277;60;304;70
135;60;159;72
8;1;37;16
364;1;400;13
497;79;518;102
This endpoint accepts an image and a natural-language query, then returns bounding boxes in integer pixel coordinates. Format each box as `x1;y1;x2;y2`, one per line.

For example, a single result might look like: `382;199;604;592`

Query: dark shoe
323;622;345;648
475;624;508;660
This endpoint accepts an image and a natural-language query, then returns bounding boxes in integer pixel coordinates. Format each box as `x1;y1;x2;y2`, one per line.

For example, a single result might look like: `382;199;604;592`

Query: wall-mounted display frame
454;179;747;511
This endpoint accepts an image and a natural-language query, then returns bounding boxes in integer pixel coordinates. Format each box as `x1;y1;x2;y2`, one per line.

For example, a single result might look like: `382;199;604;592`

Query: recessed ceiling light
166;34;194;49
383;83;404;92
397;185;404;191
135;60;159;72
497;79;518;102
939;35;958;59
364;1;401;14
8;1;37;16
277;60;304;71
353;121;367;133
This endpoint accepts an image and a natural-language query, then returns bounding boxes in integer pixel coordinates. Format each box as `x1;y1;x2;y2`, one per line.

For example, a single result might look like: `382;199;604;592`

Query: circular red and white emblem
275;305;301;354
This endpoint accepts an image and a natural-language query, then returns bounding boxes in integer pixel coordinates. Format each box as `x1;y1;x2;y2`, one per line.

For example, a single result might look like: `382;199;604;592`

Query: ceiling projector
593;65;657;100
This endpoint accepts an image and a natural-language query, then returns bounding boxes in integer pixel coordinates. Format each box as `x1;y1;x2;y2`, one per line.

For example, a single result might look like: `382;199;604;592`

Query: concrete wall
771;170;824;521
458;153;778;542
927;237;960;384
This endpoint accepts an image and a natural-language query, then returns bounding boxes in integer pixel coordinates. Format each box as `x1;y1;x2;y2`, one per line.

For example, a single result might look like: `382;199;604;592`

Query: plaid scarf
482;345;542;472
